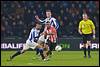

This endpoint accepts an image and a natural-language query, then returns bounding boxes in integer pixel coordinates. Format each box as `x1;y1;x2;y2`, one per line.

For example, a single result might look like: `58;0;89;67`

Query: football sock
88;46;90;56
83;47;86;56
36;48;39;55
47;50;52;56
11;50;21;59
39;48;45;59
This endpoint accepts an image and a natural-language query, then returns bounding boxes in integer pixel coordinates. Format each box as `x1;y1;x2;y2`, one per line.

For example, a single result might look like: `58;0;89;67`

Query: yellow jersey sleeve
78;20;82;29
89;20;95;30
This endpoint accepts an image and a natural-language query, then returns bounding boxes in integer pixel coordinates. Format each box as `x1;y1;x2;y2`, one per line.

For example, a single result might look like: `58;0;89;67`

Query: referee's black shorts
82;33;93;44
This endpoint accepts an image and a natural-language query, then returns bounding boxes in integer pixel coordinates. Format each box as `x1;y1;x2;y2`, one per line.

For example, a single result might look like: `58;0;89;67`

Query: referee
78;13;96;58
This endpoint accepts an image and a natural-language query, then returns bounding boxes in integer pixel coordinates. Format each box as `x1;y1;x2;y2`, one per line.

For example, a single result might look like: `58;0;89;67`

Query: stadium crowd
1;1;99;39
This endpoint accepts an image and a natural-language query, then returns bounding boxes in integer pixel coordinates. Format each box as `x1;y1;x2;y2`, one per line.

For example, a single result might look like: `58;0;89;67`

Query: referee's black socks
88;46;91;57
83;47;86;57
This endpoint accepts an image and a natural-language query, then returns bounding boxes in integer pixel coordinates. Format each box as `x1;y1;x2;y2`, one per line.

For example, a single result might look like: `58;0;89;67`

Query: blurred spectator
1;1;99;38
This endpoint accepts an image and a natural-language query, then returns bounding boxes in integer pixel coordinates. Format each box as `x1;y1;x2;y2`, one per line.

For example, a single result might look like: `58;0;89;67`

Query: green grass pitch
1;51;99;66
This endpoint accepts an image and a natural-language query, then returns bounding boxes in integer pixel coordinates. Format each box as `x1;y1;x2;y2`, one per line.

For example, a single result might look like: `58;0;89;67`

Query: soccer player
9;22;46;60
78;13;96;58
35;9;59;30
37;34;49;60
35;9;59;55
42;21;57;56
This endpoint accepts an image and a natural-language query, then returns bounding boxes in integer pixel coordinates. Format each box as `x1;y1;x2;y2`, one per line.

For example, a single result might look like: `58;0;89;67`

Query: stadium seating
1;1;99;39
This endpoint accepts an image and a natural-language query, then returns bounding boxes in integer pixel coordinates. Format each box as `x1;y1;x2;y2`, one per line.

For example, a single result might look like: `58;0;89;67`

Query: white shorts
23;40;38;50
38;35;45;42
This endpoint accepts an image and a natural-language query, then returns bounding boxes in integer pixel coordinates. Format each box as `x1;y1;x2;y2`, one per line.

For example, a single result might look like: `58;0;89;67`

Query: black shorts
47;40;57;51
82;33;93;44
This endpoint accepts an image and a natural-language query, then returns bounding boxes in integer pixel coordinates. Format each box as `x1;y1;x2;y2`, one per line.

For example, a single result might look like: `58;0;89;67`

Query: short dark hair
82;13;88;17
46;9;51;12
33;22;42;27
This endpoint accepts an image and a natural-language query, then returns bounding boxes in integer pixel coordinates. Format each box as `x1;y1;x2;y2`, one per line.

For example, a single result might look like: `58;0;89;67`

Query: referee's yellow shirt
79;19;95;34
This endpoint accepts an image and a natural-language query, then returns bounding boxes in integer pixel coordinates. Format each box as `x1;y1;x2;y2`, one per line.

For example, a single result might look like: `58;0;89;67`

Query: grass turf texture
1;51;99;66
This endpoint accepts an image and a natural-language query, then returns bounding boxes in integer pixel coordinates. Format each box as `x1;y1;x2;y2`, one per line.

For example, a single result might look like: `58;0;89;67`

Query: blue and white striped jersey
39;17;59;30
27;28;40;42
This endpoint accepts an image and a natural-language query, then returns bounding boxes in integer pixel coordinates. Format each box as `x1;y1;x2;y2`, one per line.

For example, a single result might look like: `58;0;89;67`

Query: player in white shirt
9;22;47;61
35;9;59;30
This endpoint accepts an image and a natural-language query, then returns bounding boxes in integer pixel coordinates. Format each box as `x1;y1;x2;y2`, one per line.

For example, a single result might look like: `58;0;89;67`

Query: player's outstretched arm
35;15;45;23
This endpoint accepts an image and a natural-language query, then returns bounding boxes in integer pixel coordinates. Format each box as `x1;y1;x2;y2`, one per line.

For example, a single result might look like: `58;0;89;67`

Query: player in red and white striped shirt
42;21;57;56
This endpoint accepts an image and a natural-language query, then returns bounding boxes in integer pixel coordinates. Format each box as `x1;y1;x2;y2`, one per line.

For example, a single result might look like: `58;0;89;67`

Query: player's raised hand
35;15;40;20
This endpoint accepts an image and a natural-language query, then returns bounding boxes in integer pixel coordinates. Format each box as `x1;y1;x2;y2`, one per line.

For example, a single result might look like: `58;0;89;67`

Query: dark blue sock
36;48;39;55
39;48;45;59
